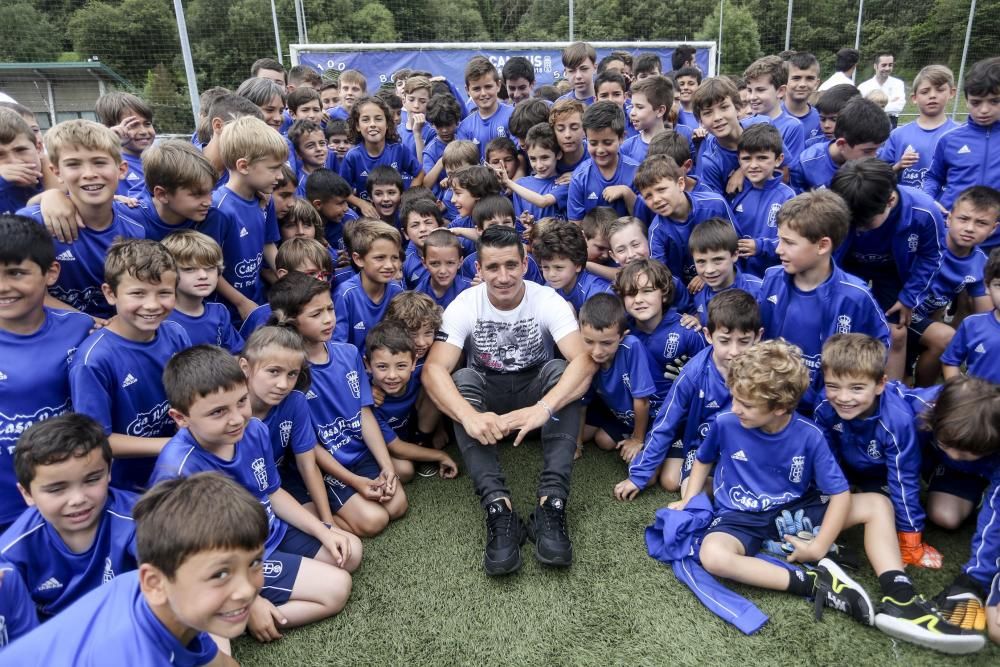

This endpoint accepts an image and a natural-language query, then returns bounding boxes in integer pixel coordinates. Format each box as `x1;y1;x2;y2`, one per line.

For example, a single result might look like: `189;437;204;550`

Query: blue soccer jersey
592;335;659;427
118;152;145;197
0;487;138;617
911;246;988;324
790;141;839;193
695;136;740;195
732;174;796;277
814;382;925;532
556;91;595;107
413;272;472;309
631;308;708;400
456;104;515;162
782;102;821;144
165;302;243;354
305;341;374;468
649;191;737;284
0;570;218;666
212;187;280;309
69;322;192;492
0;563;38;647
924;119;1000;211
0;309;92;527
261;390;317;467
677;108;699;131
555;270;612;312
628;345;730;489
692;272;763;327
422;137;449;198
18;203;145;319
940;312;1000;383
374;368;422;445
697;411;849;514
512;175;569;221
399;122;436;164
332;273;404;351
340;142;421;200
0;177;41;216
879;119;958;190
754;110;805;168
566;155;639;221
402;245;426;289
150;420;286;557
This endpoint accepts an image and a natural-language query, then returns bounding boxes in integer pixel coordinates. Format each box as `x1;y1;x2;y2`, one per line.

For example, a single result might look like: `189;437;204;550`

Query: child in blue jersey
614;258;706;400
333;219;404;350
692;77;750;195
270;273;407;537
69;239;191;495
760;190;890;411
673;67;702;131
622;75;673;163
161;230;242;354
670;339;976;653
812;84;862;145
909;187;998;385
606;215;690;315
684;218;763;329
615;289;759;497
942;248;1000;384
305;168;356;256
782;52;822;144
532;219;611;313
742;56;805;171
0;217;92;530
328;69;366;122
20;120;146;322
581;206;617;282
325;118;351;164
880;65;957;190
366;321;458;480
0;564;37;647
486;136;520;185
579;293;658;459
0;414;138;617
460;196;544;285
287;119;329;181
366;165;404;230
154;345;359;639
792;97;891;192
924;58;1000;231
567;102;638;222
814;334;941;570
0;109;44;215
439;141;482;223
450;164;503;253
550;99;589;175
502;122;569;224
95;91;155;197
423;93;463;203
732;123;796;277
239;326;340;527
920;377;1000;643
456;57;515;162
1;473;269;664
399;76;436;163
595;71;632;137
558;42;598;106
400;194;446;288
416;229;470;308
635;155;737;285
212;115;285;321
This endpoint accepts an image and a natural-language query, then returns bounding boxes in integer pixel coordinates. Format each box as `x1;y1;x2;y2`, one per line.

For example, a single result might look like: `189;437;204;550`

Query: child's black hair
595;71;628;95
472;195;516;230
14;413;111;490
366;165;404;196
815;84;862;115
502;57;535;84
673;66;703;85
964;57;1000;99
532;219;588;267
509;99;552;140
365;320;416;359
830;157;896;229
579;292;627;334
0;214;55;272
688;217;739;255
163;345;247;415
738;123;784;157
634;53;662;77
582;101;626;137
305;168;352;202
706;288;761;335
833;97;891;147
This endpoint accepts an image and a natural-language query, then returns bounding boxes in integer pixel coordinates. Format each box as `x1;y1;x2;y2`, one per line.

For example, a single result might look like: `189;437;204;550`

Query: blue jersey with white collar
0;487;138;617
940;312;1000;383
374;367;422;444
0;563;37;647
422;137;449;198
150;420;286;557
697;411;849;514
630;309;707;400
924;119;1000;213
18;203;145;319
118;152;145;197
961;467;1000;591
340;142;421;199
555;270;612;312
751;110;805;168
212;187;280;308
69;322;192;492
790;141;839;193
0;570;218;667
814;382;925;532
128;193;228;244
692;272;763;326
456;104;515;161
649;191;737;284
512;175;569;220
566;155;639;220
879;119;957;190
732;175;796;277
0;308;92;527
261;390;317;468
403;245;427;288
165;302;243;354
0;176;41;215
413;272;472;309
305;341;373;468
782;102;821;144
332;273;404;351
628;345;730;489
912;246;988;323
592;334;658;428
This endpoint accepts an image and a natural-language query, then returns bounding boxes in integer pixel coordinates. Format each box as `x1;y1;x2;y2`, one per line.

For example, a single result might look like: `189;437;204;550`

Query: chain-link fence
1;0;995;132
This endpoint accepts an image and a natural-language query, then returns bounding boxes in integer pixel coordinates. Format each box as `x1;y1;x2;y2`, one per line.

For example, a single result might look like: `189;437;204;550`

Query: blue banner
296;45;712;102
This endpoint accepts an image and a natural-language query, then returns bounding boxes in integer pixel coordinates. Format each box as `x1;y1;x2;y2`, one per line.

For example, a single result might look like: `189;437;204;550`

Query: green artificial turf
233;442;999;666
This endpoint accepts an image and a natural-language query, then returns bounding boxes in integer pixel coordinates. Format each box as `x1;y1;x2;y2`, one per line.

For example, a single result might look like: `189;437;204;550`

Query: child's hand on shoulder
687;276;705;294
247;597;287;642
39;188;83;243
679;313;702;331
737;238;757;258
692;127;709;140
371;385;386;407
554;172;572;186
602;185;630;202
617;437;643;463
613;478;640;501
725;168;744;196
113;194;141;208
358;200;378;219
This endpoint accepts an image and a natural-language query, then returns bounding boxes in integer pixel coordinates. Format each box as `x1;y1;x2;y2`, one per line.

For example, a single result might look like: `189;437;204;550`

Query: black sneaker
527;497;573;567
812;558;874;625
483;500;526;576
416;461;438;478
875;595;985;655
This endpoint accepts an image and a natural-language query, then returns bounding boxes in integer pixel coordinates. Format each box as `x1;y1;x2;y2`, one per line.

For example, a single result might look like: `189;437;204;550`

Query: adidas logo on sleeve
56;250;75;261
957;145;972;154
121;373;137;388
974;343;987;354
37;577;62;591
239;227;249;238
587;192;598;200
731;450;748;461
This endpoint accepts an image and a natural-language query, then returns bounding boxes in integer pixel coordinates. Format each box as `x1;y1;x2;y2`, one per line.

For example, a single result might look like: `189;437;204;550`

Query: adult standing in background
819;48;860;91
859;53;906;128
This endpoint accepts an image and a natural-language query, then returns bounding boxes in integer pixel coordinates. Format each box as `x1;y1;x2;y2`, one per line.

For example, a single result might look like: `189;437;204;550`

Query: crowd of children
0;40;999;661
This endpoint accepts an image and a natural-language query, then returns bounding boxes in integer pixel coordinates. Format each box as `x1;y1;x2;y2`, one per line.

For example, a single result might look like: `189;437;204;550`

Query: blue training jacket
923;119;1000;213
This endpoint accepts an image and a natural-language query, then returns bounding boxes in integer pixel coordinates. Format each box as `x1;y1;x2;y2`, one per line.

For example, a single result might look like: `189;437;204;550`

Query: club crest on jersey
621;372;631;392
664;332;680;359
789;455;805;483
346;370;361;398
279;420;293;448
836;314;852;334
251;457;269;491
907;233;919;253
103;557;115;584
867;440;881;459
767;202;782;228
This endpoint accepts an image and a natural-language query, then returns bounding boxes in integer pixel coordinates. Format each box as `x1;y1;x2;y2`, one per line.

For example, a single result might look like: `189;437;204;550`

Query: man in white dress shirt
858;52;906;128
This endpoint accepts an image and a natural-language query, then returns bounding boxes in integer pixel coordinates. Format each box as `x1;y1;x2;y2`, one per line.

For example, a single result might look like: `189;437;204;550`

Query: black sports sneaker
875;595;985;655
527;497;573;567
483;500;526;576
812;558;874;625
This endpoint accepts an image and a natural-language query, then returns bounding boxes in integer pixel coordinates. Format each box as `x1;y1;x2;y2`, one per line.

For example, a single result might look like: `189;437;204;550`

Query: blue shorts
260;525;324;604
926;464;989;503
705;491;831;556
286;450;382;514
585;401;629;444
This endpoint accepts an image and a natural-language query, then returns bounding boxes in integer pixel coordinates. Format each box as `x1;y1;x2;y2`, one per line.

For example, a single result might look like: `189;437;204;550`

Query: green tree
696;1;762;75
0;3;60;62
347;2;398;42
144;63;191;133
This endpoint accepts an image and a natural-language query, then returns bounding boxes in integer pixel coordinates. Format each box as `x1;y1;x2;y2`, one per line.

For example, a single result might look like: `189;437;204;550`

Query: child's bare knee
322;567;352;613
658;466;680;492
928;505;964;530
698;541;729;575
352;503;391;537
394;458;415;483
388;490;408;519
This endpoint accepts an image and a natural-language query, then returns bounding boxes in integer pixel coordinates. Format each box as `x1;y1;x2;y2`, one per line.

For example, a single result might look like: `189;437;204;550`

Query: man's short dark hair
582;101;626;137
305;168;352;202
163;345;248;415
835;48;860;73
830;158;896;229
0;214;55;273
833;97;891;146
15;413;111;490
477;224;524;259
579;293;627;334
502;57;535;84
672;45;697;72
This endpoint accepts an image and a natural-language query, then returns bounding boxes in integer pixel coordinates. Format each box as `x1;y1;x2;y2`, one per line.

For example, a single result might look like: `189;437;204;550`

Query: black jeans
452;359;580;508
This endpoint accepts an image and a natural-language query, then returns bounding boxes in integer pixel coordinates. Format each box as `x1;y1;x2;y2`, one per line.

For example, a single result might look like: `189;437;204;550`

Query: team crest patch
251;457;269;491
789;455;804;483
347;370;361;398
867;440;882;459
664;332;680;359
907;233;919;253
836;314;852;334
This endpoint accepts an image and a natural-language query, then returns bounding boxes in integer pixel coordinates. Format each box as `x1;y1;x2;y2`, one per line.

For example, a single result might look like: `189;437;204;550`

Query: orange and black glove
898;531;942;569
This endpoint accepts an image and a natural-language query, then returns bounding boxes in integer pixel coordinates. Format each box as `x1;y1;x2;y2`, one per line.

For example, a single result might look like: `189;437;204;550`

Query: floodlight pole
953;0;977;118
172;0;200;122
568;0;574;41
717;0;724;74
785;0;793;51
270;0;283;65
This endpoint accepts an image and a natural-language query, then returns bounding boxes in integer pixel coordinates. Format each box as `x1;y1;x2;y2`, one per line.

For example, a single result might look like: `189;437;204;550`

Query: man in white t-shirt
819;48;860;92
858;52;906;128
423;225;597;576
